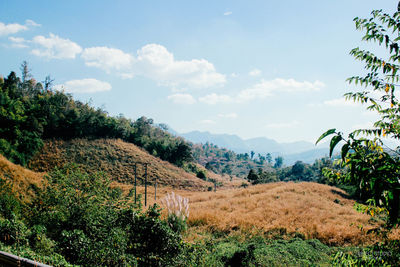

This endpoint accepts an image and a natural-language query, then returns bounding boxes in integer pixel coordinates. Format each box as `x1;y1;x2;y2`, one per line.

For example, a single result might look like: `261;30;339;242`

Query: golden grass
28;138;218;190
0;154;44;202
149;182;397;246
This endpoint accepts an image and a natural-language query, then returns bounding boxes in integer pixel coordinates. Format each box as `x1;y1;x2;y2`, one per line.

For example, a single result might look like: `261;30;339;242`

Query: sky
0;0;397;143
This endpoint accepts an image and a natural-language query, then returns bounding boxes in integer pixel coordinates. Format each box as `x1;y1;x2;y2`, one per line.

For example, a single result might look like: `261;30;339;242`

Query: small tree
317;2;400;226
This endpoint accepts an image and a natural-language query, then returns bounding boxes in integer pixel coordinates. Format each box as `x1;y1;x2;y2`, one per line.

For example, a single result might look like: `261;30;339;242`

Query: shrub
196;170;207;180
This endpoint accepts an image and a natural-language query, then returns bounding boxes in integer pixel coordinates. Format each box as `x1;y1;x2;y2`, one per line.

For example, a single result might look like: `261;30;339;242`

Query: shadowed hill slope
28;138;214;190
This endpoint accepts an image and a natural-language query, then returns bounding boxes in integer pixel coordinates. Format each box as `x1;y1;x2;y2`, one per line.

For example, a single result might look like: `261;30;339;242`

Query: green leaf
330;135;342;157
315;129;336;145
341;143;350;162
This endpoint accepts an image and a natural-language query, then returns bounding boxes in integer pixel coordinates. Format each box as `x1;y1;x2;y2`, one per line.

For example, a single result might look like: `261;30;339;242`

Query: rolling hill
27;138;237;190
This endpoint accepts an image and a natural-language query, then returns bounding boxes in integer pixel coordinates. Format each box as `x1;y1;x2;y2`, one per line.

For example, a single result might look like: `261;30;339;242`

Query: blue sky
0;0;397;143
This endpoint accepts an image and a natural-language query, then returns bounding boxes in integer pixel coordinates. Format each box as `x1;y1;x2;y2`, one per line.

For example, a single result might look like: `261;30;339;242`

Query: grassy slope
28;138;216;190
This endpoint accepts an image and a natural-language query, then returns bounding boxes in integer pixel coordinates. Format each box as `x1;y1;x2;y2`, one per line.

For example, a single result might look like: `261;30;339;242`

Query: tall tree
317;1;400;226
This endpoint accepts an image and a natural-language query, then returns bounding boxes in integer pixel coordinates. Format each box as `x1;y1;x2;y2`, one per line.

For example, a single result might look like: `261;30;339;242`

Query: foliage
0;164;185;266
317;2;400;226
332;240;400;267
191;142;274;178
177;233;332;267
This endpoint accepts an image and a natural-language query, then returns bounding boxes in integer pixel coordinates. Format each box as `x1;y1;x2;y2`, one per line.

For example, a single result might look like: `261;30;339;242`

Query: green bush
196;170;207;180
167;213;188;234
0;216;29;246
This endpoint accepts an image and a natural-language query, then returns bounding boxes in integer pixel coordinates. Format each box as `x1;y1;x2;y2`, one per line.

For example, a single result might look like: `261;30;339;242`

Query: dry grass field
147;182;400;246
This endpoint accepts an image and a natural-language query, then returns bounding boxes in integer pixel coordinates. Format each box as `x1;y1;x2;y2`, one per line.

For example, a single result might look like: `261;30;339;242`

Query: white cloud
197;78;324;105
25;19;41;27
266;121;300;129
224;11;233;16
0;22;27;36
199;93;233;105
167;93;196;104
134;44;226;88
81;46;134;75
31;33;82;59
218;113;238;119
237;78;324;102
199;119;216;124
249;68;261;76
8;37;29;48
0;19;39;36
54;79;111;93
82;44;226;88
323;97;361;107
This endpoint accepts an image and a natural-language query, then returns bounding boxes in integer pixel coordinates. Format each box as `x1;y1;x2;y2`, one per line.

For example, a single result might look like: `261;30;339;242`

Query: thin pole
144;163;148;206
154;178;157;201
134;163;137;204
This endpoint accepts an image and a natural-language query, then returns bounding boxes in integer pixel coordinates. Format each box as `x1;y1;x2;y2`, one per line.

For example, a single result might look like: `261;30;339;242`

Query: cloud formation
81;46;134;75
223;11;233;16
237;78;324;102
82;43;226;88
0;19;40;36
8;37;29;48
167;93;196;104
31;33;82;59
54;78;111;93
199;78;325;105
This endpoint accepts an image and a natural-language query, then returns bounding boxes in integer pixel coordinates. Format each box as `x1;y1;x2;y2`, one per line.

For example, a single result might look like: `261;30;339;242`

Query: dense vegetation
0;66;191;167
0;164;188;266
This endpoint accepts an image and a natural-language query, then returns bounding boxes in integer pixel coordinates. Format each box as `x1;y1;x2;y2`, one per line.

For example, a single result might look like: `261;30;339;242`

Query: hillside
28;138;220;190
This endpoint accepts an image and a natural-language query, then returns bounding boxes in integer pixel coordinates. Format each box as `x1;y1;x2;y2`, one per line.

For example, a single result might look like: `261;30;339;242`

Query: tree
247;169;259;184
273;156;283;168
317;2;400;226
266;153;272;164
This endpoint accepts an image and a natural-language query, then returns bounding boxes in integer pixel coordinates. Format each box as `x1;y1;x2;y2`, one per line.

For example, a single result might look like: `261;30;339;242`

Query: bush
167;213;187;234
0;216;29;246
196;170;207;180
126;205;183;266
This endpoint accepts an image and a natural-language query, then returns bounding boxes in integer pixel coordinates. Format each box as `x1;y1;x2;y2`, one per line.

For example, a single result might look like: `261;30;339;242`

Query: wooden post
134;163;137;204
144;163;148;206
154;178;157;201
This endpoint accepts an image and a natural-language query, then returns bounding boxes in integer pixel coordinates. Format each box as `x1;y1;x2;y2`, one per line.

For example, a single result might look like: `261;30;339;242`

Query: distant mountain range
175;130;330;165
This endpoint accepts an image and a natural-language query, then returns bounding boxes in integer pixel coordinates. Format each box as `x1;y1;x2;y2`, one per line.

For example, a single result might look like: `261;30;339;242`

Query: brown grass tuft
0;154;44;202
